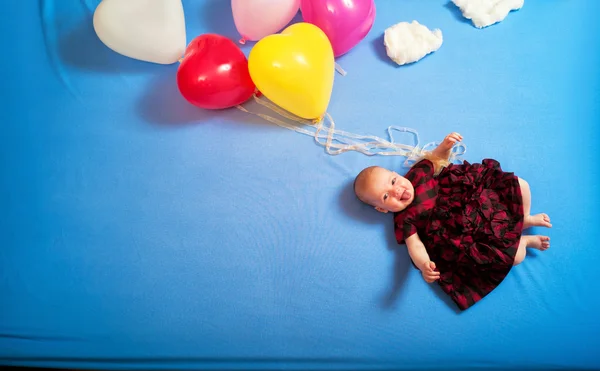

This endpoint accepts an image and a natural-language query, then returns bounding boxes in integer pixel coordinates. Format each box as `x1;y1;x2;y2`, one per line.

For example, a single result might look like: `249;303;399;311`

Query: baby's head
353;166;415;213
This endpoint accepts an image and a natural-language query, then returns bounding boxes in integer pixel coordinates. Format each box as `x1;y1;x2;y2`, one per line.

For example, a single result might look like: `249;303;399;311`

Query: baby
354;132;552;310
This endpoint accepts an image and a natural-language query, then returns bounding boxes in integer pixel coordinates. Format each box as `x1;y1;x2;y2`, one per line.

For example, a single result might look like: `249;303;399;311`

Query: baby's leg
519;178;552;229
513;235;551;265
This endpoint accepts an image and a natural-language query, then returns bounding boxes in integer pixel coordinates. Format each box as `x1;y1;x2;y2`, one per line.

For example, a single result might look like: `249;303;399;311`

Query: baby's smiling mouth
400;189;411;201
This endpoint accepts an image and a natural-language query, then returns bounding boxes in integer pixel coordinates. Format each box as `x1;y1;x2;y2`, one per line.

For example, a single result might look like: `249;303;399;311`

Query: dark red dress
394;158;524;310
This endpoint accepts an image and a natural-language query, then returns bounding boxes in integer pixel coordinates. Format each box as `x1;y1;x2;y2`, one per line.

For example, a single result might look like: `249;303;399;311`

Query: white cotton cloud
383;21;443;66
452;0;524;29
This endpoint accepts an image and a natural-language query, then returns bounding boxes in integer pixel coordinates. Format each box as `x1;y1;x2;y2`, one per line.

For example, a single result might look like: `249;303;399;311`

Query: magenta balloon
300;0;376;57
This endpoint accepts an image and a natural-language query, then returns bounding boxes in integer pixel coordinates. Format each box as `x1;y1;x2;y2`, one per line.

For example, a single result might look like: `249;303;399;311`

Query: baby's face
358;167;414;213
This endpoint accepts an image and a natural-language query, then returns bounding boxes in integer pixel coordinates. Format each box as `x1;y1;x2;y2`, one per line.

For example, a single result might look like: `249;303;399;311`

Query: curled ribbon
236;94;466;167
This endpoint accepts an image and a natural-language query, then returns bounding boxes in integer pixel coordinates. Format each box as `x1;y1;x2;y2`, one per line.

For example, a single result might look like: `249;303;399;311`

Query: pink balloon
300;0;376;57
232;0;300;43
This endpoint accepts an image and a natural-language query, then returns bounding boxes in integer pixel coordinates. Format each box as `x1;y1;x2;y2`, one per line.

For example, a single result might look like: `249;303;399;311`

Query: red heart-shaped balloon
177;34;255;110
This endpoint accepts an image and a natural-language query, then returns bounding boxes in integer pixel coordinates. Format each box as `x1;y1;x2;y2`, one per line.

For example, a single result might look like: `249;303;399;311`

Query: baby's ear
375;207;388;213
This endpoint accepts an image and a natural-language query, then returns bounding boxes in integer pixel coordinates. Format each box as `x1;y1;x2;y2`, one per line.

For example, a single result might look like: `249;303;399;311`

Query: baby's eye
383;193;388;201
391;178;396;185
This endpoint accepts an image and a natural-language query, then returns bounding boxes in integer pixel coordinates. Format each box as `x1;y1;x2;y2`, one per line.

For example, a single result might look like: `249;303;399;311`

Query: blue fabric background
1;0;599;369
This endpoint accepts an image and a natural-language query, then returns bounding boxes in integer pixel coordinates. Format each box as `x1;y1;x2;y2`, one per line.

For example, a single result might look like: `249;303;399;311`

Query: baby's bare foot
524;213;552;229
526;235;550;251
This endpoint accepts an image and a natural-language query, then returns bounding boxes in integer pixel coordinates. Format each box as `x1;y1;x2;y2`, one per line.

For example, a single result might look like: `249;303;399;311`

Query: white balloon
93;0;186;65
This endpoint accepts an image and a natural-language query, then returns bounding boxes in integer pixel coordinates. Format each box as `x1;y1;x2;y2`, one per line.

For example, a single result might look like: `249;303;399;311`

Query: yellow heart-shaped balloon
248;22;335;120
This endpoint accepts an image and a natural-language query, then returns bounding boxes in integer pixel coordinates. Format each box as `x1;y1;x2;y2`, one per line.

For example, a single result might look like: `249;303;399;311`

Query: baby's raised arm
405;233;440;283
432;132;462;160
423;132;463;175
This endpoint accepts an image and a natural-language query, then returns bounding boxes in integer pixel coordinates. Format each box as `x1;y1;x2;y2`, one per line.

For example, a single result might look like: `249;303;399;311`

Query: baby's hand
440;132;462;151
432;132;462;160
421;261;440;283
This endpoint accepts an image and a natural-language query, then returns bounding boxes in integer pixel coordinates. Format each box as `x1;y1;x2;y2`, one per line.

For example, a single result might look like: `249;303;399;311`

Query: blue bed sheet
1;0;599;370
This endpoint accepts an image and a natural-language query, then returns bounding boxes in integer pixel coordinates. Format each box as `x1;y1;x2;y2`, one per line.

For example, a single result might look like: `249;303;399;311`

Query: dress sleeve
394;160;432;244
405;159;435;186
421;152;450;176
394;211;420;270
394;211;417;245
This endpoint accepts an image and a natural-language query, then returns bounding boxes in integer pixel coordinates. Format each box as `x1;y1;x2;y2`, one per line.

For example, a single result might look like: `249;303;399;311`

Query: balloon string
236;95;466;167
335;62;347;76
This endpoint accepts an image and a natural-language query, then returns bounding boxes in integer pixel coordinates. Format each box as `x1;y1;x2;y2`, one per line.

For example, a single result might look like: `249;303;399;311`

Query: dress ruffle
395;159;525;310
425;159;524;310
